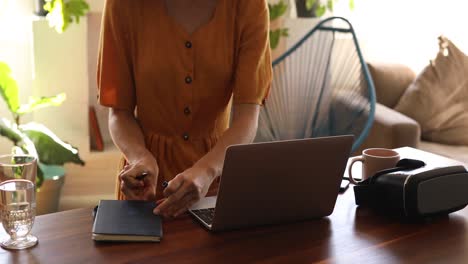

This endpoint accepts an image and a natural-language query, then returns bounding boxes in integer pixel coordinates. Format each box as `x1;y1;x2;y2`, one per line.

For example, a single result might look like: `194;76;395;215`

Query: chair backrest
256;17;376;153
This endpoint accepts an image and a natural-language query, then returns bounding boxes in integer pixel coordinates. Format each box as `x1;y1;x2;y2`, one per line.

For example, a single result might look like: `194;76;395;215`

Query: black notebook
92;200;163;242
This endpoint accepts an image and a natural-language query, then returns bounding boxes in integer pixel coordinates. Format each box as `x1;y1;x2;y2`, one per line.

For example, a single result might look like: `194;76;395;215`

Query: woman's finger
172;193;197;217
163;175;185;197
154;182;190;215
120;164;131;174
154;192;181;215
166;193;192;216
120;172;144;188
142;184;156;201
156;198;166;205
162;183;197;217
121;181;142;200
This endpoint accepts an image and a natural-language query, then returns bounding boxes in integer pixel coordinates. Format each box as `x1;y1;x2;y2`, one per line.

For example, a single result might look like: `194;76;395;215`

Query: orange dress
97;0;272;200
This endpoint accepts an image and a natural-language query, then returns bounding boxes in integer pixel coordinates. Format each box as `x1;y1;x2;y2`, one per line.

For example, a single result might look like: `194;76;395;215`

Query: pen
155;182;169;207
136;172;168;190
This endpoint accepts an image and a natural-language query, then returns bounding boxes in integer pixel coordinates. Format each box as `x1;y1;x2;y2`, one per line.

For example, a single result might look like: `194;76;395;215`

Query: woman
97;0;272;218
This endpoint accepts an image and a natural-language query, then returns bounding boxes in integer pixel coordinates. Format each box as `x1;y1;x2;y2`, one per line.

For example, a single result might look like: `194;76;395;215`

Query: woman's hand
119;153;159;201
153;166;214;218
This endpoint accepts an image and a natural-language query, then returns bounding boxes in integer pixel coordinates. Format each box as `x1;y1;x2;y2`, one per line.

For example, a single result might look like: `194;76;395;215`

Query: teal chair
256;17;376;153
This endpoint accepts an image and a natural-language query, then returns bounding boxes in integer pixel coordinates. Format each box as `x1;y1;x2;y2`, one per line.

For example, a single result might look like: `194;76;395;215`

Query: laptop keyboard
191;208;215;226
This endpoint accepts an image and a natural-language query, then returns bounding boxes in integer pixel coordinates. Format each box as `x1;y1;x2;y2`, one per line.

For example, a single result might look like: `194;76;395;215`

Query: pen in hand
135;172;168;190
135;172;168;200
155;181;169;207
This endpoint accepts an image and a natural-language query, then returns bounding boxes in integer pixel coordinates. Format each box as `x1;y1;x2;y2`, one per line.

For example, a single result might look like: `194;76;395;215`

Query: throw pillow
367;62;416;108
395;36;468;145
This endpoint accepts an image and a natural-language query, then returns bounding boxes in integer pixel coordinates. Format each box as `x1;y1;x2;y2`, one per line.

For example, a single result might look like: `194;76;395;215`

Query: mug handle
348;157;365;185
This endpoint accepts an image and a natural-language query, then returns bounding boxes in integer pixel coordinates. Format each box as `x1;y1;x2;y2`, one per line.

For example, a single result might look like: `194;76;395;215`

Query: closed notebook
92;200;163;242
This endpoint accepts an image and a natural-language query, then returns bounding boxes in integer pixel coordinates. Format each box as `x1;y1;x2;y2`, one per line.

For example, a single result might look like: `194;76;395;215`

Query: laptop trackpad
190;196;217;210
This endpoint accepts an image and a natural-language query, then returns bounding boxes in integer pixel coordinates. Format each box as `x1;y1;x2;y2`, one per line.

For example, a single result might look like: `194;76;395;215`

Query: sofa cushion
367;62;416;108
395;36;468;145
357;103;420;153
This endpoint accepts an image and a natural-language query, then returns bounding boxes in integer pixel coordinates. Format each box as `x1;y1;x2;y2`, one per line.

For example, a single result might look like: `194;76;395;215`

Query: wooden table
1;147;467;264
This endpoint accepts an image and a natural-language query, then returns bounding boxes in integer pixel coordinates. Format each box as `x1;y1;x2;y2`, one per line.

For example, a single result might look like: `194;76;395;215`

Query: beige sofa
359;63;468;165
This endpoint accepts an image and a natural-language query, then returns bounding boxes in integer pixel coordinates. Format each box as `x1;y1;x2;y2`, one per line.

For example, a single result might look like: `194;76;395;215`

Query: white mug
348;148;400;184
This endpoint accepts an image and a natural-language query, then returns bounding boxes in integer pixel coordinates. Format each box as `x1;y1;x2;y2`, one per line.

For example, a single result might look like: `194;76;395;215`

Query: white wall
334;0;468;72
0;0;35;153
272;0;468;72
0;0;34;108
88;0;105;12
32;18;90;152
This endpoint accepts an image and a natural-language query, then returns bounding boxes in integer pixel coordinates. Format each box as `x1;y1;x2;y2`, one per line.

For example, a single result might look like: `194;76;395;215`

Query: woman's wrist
192;161;219;182
127;149;155;165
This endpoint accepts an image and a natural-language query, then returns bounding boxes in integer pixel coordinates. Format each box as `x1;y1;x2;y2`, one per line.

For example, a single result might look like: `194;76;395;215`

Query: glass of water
0;154;38;250
0;179;38;249
0;155;37;183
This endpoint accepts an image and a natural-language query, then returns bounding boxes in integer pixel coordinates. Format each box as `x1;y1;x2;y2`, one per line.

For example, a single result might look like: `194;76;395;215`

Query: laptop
189;135;354;231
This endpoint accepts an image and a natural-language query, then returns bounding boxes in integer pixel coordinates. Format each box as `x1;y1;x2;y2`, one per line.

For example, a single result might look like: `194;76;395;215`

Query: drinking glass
0;155;37;183
0;179;38;249
0;155;38;250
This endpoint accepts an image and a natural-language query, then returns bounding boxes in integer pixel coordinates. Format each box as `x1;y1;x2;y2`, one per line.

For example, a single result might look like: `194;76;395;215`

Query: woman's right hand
119;153;159;201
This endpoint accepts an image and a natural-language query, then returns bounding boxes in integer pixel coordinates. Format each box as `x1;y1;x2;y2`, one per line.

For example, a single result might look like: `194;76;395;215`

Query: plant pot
34;0;48;17
295;0;318;18
36;165;65;215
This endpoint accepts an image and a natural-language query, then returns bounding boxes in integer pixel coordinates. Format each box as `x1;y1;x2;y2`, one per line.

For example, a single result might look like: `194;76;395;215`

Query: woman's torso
121;0;241;197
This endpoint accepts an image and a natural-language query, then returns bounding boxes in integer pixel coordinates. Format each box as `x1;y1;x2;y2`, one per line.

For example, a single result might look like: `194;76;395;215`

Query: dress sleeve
232;0;272;105
97;0;136;111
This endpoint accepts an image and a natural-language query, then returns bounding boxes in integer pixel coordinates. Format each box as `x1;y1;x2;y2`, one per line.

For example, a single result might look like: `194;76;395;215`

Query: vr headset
354;159;468;218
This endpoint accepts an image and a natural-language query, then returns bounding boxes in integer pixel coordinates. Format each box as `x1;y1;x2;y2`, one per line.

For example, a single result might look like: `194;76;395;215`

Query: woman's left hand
153;166;214;218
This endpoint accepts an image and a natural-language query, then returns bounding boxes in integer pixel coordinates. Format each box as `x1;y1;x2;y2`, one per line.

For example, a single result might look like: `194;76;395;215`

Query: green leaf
65;0;90;24
45;0;89;33
0;119;42;186
45;0;66;33
17;93;66;115
20;122;85;166
0;118;22;145
315;4;327;17
0;118;37;156
0;62;20;114
37;167;44;189
269;28;289;50
327;0;334;12
306;0;317;11
269;29;281;50
269;0;288;21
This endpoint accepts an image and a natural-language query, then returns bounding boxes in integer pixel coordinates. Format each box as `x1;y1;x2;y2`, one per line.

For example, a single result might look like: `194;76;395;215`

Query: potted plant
269;0;290;60
40;0;90;33
296;0;355;18
0;61;85;214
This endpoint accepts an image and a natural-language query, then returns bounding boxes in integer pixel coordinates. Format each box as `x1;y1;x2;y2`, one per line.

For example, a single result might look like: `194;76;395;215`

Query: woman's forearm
108;108;152;163
193;104;260;179
110;108;159;200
